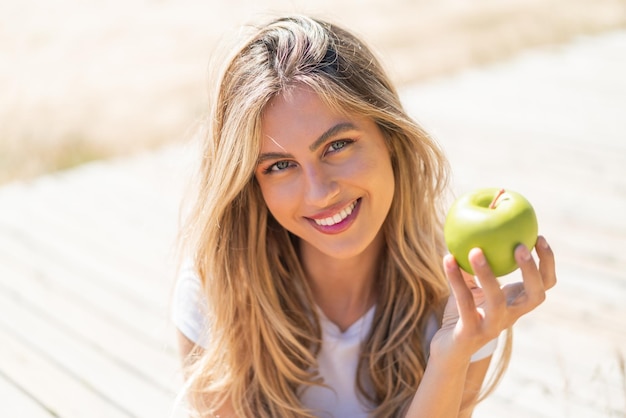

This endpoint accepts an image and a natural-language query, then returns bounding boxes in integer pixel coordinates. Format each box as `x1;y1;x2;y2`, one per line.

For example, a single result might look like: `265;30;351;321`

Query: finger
468;248;505;310
461;269;486;307
535;235;557;290
460;269;479;289
444;254;480;328
512;243;546;312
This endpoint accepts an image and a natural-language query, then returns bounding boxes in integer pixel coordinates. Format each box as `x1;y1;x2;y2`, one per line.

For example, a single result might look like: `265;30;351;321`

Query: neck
300;232;384;332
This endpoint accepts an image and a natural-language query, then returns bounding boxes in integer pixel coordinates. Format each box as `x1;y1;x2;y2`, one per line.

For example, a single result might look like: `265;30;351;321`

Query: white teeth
314;201;357;226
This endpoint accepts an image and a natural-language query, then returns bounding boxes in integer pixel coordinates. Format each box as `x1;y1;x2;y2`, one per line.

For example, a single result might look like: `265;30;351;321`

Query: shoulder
171;261;209;348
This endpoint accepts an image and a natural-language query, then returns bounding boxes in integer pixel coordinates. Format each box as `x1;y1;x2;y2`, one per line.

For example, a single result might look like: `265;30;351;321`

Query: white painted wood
0;374;55;418
0;275;180;417
0;325;131;418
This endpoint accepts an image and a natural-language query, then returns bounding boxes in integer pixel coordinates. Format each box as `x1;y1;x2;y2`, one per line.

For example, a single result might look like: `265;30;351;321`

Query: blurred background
2;0;626;184
1;1;626;417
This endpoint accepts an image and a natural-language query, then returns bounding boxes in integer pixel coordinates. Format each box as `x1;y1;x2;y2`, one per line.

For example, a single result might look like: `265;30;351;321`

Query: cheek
361;152;396;211
257;179;300;220
373;160;396;204
351;151;395;191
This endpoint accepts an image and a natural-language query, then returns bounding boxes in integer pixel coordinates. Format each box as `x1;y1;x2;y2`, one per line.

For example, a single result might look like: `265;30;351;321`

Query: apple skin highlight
444;188;538;277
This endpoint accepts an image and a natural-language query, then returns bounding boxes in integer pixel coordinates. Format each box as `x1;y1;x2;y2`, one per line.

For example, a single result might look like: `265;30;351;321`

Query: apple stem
489;188;506;209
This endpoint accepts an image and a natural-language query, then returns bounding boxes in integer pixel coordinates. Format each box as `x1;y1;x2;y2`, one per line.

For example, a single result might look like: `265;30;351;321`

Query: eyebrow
257;122;359;165
309;122;358;152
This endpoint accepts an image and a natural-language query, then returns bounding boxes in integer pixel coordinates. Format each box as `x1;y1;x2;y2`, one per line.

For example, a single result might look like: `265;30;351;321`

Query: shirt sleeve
424;314;498;363
469;337;498;362
171;263;209;348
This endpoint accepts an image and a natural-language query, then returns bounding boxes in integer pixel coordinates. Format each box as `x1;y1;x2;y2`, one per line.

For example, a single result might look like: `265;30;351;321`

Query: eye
327;139;353;153
264;160;293;174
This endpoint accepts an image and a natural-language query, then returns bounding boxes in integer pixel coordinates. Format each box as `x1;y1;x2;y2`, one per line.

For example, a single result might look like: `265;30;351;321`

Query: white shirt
171;266;496;417
298;305;378;417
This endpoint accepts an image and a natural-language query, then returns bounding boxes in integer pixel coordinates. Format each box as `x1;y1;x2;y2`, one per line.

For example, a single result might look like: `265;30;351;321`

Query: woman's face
254;85;395;260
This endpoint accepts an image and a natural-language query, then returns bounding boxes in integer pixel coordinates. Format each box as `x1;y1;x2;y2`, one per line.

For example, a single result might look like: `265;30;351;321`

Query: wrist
428;337;475;371
405;350;471;417
427;350;472;375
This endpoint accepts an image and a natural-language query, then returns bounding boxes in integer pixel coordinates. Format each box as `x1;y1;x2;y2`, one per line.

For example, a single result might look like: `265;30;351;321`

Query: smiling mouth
313;200;358;226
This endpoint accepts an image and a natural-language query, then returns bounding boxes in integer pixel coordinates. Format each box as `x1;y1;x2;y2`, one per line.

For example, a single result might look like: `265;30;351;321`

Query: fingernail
477;252;487;266
539;236;550;250
444;255;458;271
517;245;531;261
470;248;487;267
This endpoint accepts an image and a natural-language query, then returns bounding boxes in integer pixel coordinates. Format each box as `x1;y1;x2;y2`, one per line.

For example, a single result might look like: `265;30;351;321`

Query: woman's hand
432;235;557;363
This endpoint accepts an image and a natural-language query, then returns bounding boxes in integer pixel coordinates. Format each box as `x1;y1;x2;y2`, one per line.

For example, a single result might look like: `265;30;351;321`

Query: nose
302;164;340;207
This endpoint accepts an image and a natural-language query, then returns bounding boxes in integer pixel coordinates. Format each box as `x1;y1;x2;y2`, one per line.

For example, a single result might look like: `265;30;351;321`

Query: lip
306;198;361;235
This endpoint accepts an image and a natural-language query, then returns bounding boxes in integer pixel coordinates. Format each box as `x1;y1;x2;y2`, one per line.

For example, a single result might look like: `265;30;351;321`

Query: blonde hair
179;15;510;417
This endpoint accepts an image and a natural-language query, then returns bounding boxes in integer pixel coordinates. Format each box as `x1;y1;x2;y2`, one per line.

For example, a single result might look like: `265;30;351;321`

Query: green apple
444;188;538;277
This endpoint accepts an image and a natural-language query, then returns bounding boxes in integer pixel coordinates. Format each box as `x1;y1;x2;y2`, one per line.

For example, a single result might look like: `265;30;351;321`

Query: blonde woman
172;15;556;418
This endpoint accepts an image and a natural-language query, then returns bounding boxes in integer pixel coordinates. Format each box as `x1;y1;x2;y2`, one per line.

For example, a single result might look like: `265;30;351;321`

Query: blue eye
264;160;291;173
328;139;352;152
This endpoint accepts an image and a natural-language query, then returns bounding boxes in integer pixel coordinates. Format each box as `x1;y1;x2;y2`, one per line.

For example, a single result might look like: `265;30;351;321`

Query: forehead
260;85;349;149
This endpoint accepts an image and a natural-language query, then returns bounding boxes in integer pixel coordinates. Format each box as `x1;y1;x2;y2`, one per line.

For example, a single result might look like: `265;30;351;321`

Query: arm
177;329;200;373
176;330;238;417
405;349;491;417
459;357;491;417
406;235;556;417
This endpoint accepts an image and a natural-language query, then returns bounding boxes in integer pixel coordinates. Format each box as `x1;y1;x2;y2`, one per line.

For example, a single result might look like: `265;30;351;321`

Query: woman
172;15;556;418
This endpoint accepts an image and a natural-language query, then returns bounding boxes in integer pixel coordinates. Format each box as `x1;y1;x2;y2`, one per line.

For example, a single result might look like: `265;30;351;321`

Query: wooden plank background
1;31;625;418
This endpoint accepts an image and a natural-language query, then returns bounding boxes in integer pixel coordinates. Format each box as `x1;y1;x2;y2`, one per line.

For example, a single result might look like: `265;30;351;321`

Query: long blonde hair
179;15;509;417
